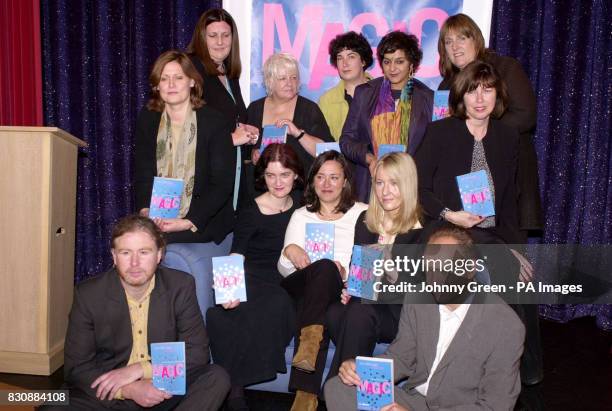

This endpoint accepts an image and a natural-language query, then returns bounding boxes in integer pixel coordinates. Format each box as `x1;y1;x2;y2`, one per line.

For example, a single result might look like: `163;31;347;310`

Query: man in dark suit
42;215;229;410
324;226;525;411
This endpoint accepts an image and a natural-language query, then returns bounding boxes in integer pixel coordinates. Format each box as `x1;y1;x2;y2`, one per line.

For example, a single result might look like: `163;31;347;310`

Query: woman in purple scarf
339;30;433;202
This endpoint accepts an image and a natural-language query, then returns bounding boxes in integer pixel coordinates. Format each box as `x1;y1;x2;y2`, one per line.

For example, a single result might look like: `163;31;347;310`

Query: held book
149;177;184;219
347;245;384;301
432;90;450;121
305;223;334;262
315;142;341;156
151;341;186;395
377;144;406;159
356;356;394;411
456;169;495;217
212;255;247;304
260;125;288;153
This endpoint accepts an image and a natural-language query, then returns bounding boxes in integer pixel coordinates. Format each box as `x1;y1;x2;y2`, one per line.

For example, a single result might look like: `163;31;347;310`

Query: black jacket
415;117;521;244
134;106;235;244
63;268;209;403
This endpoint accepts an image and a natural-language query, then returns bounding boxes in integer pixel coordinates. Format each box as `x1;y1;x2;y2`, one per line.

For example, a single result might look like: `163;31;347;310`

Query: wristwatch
439;207;451;220
295;130;306;140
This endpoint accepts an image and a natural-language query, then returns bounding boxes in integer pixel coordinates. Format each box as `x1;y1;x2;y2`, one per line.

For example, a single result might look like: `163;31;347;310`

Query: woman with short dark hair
278;150;367;410
206;144;303;410
339;30;433;202
415;60;520;245
319;31;374;140
437;13;542;232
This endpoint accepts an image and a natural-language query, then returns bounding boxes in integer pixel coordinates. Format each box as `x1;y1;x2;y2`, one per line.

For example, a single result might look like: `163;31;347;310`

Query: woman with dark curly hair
340;30;433;202
319;31;374;140
206;143;304;410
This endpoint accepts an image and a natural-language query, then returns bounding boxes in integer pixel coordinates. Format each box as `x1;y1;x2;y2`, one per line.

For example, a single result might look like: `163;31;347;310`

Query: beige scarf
155;106;197;218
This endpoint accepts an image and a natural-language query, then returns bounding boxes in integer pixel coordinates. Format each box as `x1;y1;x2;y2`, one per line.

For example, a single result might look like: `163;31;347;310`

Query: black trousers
38;364;230;411
281;259;344;394
326;300;401;381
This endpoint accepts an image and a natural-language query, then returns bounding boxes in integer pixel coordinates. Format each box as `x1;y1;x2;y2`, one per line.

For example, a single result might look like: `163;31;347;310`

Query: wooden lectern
0;127;86;375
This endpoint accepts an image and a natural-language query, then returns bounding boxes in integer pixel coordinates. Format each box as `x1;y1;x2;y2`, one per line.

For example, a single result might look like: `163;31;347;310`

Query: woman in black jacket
187;8;260;209
437;13;542;233
134;50;235;319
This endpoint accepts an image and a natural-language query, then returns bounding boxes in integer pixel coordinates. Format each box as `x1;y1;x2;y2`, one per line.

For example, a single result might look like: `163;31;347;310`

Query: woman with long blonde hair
325;152;425;381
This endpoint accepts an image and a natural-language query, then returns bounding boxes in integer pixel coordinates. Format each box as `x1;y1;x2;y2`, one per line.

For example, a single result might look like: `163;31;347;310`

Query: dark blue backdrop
41;0;610;328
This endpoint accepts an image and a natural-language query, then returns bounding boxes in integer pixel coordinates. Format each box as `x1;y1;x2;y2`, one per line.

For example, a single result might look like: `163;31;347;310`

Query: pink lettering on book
151;195;179;209
153;363;184;378
350;265;372;281
214;275;243;289
462;188;491;205
305;240;331;253
359;380;392;395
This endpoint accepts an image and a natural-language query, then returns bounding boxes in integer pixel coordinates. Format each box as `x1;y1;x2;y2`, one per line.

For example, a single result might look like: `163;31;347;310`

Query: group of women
132;8;542;411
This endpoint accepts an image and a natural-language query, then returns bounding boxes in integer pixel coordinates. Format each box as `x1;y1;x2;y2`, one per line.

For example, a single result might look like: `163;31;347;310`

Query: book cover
151;341;186;395
456;170;495;217
305;223;334;262
347;245;384;301
212;255;247;304
432;90;450;121
377;144;406;159
356;356;394;411
315;142;341;156
149;177;184;219
259;125;288;153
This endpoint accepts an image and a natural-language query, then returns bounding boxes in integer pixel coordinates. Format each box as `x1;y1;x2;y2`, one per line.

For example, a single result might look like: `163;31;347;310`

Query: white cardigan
277;202;368;277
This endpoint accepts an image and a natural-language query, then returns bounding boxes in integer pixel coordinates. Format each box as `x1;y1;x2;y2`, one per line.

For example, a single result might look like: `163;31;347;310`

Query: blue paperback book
432;90;450;121
149;177;184;219
315;142;341;156
456;170;495;217
347;245;384;301
212;255;247;304
377;144;406;159
259;125;288;153
305;223;334;262
151;342;186;395
356;356;394;411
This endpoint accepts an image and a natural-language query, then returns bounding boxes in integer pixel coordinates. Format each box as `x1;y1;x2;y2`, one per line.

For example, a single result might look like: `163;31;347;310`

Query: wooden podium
0;127;86;375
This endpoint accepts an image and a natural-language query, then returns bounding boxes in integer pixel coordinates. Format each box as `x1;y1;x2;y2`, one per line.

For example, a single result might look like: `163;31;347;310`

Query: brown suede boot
290;390;318;411
291;324;324;372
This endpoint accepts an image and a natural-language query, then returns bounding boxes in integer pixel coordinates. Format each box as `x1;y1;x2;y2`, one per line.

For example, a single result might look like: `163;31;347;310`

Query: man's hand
338;359;360;386
222;299;241;309
381;403;412;411
122;380;172;407
510;248;534;282
340;288;351;305
91;363;144;401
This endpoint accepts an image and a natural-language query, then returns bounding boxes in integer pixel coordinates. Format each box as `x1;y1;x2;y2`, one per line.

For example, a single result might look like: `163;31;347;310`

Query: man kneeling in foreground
42;215;229;410
325;226;525;410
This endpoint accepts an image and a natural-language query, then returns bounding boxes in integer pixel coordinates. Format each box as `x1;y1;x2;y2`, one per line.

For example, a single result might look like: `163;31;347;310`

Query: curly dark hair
328;31;374;69
254;144;304;192
377;31;423;72
304;150;355;214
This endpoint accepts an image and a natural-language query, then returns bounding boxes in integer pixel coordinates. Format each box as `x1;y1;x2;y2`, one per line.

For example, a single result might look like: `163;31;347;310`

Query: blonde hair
263;52;300;96
365;152;420;235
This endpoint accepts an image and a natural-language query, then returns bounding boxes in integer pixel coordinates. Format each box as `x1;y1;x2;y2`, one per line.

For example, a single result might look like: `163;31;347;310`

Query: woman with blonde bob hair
325;152;424;382
248;52;334;175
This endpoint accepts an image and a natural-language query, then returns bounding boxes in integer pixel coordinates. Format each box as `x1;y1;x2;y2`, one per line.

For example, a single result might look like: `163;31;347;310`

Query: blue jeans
161;234;233;322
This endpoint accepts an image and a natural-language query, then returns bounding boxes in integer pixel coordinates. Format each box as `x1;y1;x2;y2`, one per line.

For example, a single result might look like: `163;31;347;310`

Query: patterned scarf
370;78;414;156
155;105;197;218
